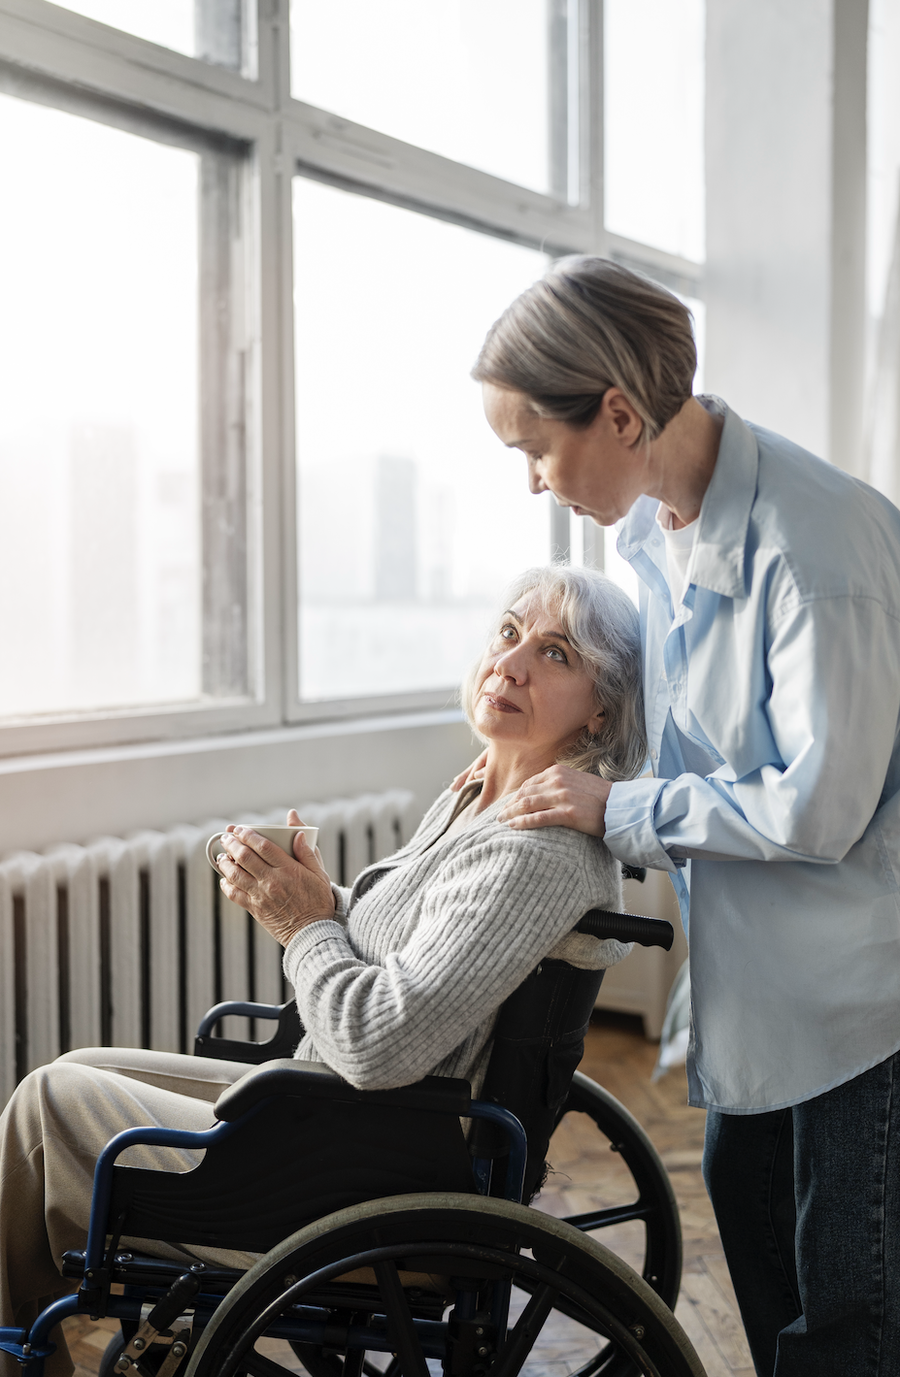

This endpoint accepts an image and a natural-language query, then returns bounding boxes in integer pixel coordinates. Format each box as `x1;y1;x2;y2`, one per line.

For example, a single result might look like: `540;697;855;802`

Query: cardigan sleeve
282;829;622;1089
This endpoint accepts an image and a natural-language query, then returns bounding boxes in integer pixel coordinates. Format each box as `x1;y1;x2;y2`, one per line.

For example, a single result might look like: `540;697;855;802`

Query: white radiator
0;790;414;1108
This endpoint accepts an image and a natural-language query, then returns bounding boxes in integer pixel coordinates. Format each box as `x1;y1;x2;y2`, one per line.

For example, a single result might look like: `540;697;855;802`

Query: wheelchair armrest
214;1058;472;1121
195;1000;283;1038
194;999;304;1064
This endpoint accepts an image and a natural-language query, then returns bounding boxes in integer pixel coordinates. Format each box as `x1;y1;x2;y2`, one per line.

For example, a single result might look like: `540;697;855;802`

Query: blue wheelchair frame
0;1086;527;1375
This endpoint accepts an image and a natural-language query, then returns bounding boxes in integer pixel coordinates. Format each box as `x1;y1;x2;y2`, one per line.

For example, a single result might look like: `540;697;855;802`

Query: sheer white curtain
864;0;900;504
866;193;900;507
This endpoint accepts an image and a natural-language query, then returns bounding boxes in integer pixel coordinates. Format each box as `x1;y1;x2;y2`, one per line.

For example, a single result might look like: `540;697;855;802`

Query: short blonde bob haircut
472;255;697;442
462;565;647;782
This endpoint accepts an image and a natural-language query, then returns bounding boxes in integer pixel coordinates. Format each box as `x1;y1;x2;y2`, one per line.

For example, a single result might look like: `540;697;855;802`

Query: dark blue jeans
703;1050;900;1376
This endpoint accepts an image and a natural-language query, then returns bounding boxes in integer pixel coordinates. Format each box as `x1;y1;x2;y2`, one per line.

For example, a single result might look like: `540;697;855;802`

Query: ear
599;388;644;446
586;704;606;737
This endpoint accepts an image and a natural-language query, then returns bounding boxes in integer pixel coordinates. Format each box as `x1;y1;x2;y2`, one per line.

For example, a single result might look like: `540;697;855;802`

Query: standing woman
471;255;900;1377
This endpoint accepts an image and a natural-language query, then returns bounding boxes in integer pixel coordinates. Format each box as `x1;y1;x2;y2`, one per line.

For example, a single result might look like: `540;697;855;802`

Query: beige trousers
0;1047;258;1377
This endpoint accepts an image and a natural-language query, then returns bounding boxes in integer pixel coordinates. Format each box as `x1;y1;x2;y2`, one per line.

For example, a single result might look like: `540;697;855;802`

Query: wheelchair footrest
0;1329;56;1368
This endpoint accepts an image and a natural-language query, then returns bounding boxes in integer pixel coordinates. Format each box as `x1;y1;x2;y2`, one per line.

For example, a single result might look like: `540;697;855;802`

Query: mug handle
206;832;226;871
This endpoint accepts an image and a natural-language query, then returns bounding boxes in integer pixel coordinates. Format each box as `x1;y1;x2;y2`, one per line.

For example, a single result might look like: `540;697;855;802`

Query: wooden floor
63;1013;752;1377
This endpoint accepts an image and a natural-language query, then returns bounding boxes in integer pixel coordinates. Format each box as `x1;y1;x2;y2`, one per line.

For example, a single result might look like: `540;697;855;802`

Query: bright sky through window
605;0;705;263
0;95;200;718
293;179;552;702
290;0;550;194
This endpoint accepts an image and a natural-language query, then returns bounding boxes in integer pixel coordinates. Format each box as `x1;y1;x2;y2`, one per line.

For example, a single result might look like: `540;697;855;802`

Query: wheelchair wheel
98;1331;127;1377
186;1194;704;1377
548;1072;682;1309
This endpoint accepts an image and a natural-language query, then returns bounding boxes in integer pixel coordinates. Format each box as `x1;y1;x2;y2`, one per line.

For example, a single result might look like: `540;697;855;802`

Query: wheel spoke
490;1282;557;1377
341;1345;366;1377
373;1262;429;1377
290;1342;343;1377
563;1203;651;1231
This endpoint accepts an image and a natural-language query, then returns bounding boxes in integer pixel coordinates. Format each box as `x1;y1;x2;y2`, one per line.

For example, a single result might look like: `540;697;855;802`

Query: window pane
49;1;248;71
294;179;550;702
290;0;551;194
0;96;201;718
604;0;705;262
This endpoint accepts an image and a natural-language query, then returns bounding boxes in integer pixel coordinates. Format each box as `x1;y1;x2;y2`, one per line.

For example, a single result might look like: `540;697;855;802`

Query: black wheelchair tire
552;1072;683;1309
185;1194;703;1377
98;1331;127;1377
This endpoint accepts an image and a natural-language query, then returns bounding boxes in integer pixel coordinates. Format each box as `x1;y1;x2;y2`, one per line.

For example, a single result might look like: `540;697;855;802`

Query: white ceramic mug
206;824;319;873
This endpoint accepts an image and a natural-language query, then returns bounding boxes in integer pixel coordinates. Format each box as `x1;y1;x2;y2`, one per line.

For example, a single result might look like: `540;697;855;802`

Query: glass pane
294;179;551;702
0;95;201;718
49;0;247;71
291;0;551;194
604;0;705;262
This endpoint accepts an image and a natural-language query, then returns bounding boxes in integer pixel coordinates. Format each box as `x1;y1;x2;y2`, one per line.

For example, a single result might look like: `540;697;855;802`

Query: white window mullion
285;101;597;255
604;231;704;298
263;122;300;726
0;0;271;132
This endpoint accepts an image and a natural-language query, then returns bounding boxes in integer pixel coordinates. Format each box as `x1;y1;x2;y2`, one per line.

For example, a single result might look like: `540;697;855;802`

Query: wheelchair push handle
576;908;674;951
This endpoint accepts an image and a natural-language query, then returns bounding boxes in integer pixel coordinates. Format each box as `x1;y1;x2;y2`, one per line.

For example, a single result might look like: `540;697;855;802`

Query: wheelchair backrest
470;956;605;1201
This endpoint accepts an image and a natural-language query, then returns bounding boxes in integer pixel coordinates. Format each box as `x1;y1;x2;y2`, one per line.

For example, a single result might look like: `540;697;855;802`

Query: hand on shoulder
497;765;611;837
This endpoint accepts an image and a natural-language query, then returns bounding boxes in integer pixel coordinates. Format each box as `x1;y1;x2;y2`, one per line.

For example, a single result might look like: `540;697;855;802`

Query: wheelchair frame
0;909;701;1377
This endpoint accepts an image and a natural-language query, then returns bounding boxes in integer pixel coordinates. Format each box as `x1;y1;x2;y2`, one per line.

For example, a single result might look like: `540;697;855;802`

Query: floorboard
61;1013;752;1377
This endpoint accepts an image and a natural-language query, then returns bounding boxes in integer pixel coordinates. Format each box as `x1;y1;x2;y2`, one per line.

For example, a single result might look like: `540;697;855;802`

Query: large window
293;180;551;705
0;0;705;753
0;95;201;719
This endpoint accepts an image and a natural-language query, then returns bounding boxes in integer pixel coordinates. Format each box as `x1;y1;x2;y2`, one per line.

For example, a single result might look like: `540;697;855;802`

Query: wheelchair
0;909;703;1377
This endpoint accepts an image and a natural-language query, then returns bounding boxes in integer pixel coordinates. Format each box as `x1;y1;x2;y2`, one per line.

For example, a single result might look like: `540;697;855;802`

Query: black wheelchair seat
105;1068;476;1255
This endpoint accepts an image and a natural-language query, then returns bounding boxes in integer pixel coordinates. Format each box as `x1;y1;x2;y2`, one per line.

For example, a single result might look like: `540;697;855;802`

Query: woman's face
482;382;646;526
472;593;604;763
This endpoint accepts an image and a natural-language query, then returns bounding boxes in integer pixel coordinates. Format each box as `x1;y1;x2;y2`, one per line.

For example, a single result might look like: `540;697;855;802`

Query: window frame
0;0;703;755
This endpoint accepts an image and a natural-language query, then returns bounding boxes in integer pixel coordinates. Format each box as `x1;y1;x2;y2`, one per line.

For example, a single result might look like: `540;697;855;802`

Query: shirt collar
617;398;759;600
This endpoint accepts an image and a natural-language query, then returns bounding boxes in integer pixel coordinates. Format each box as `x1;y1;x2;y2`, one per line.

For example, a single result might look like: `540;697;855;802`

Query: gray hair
472;255;696;442
462;565;647;782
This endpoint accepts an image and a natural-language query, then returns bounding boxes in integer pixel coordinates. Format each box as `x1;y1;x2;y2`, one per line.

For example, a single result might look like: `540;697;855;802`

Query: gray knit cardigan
283;788;628;1091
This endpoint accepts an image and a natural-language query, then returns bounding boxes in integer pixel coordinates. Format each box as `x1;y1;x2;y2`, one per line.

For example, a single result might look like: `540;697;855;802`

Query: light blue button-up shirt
603;400;900;1113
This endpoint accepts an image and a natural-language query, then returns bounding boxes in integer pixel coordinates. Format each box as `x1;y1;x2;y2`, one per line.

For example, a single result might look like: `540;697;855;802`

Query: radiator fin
0;790;413;1106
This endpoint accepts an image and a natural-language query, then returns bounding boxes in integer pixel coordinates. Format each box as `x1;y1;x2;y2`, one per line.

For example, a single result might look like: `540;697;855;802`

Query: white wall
705;0;868;472
0;711;477;855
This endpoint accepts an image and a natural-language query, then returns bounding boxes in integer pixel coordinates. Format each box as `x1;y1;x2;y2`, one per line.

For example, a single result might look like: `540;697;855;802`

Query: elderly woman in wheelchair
0;565;703;1377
